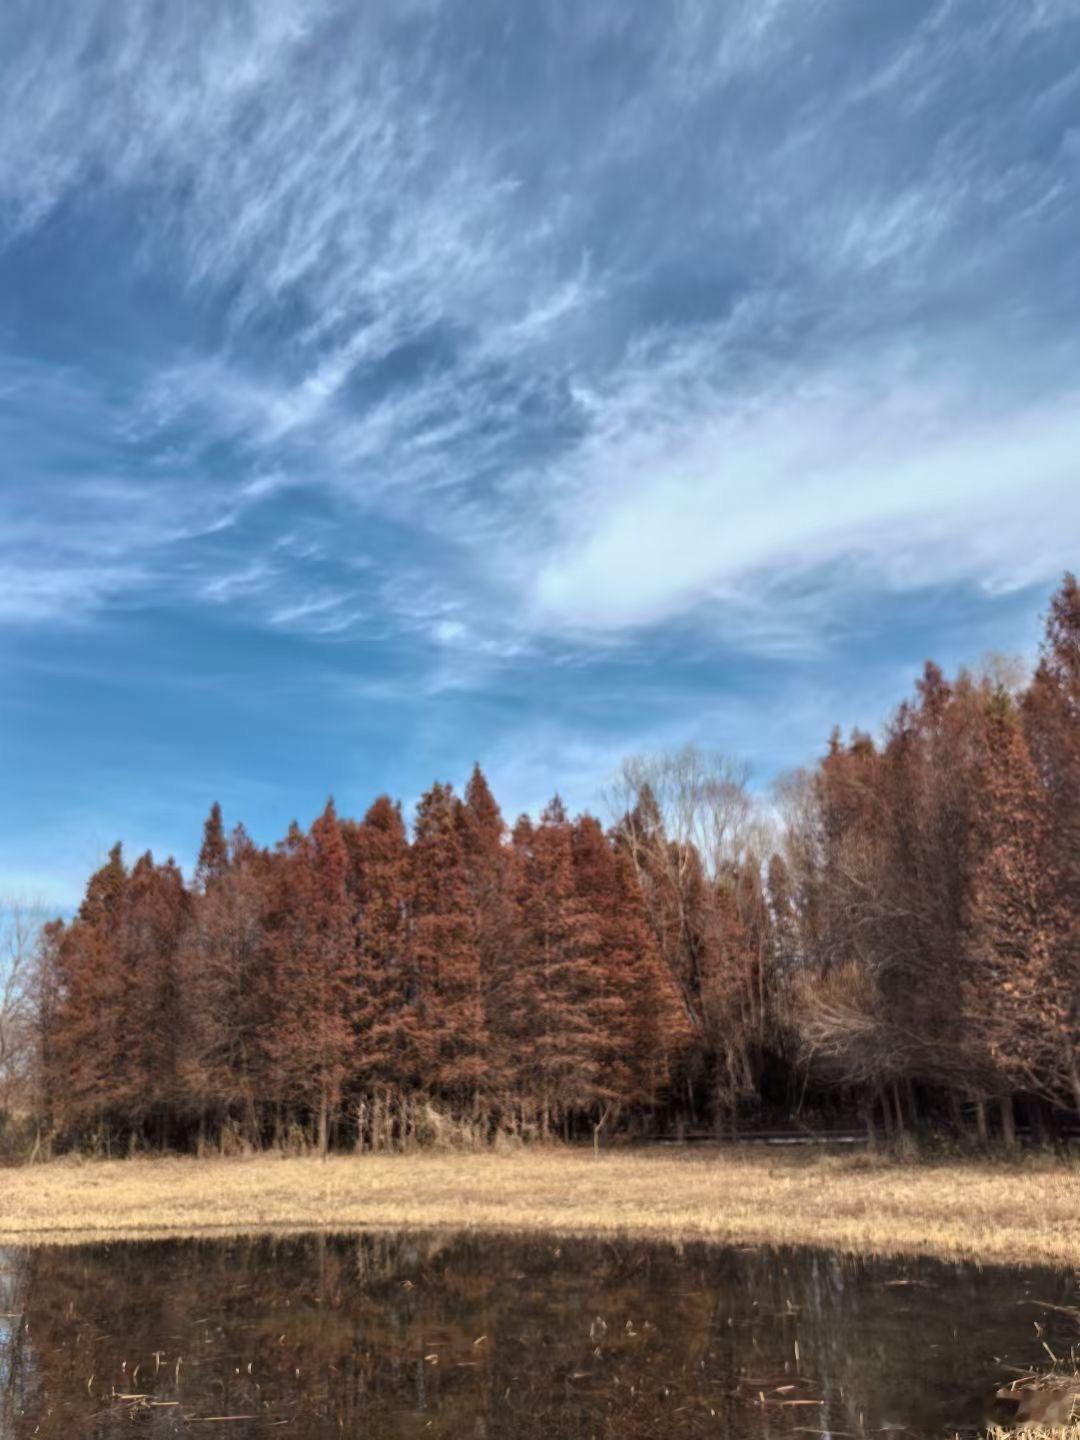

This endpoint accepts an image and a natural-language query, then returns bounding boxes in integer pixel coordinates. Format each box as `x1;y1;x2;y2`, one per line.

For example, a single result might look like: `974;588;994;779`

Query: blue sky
2;0;1079;908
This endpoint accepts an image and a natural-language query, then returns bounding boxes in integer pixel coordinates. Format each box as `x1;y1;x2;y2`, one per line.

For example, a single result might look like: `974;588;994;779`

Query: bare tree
609;746;758;877
0;899;43;1119
607;747;775;1126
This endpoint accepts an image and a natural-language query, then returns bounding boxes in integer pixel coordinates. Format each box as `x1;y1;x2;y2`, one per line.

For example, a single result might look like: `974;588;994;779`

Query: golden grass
988;1422;1080;1440
0;1146;1076;1263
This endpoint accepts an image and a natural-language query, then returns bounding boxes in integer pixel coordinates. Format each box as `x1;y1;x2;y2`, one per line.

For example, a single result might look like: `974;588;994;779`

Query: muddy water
0;1232;1075;1438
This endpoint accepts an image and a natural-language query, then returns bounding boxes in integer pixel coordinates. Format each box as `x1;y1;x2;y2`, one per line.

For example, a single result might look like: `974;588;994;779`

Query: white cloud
1;0;1077;663
0;561;148;626
529;344;1080;633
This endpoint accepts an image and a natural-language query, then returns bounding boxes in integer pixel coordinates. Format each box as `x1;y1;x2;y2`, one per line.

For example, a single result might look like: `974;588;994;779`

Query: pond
0;1231;1076;1438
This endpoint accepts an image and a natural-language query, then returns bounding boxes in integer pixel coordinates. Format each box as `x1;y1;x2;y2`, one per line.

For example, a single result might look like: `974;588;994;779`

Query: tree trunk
593;1103;612;1158
946;1089;963;1136
973;1094;988;1145
999;1094;1016;1152
1069;1056;1080;1118
891;1082;905;1137
317;1091;329;1160
1033;1098;1052;1149
877;1087;893;1142
862;1093;878;1152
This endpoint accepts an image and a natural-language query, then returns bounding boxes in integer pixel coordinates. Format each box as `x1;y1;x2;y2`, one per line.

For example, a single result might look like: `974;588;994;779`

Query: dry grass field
0;1146;1076;1263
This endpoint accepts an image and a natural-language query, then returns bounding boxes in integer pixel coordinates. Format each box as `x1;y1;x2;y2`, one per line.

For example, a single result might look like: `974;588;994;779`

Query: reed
1;1145;1077;1262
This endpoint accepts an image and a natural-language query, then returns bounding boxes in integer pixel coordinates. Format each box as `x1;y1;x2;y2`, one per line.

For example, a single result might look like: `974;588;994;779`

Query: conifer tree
265;802;356;1155
569;813;688;1119
121;852;189;1144
613;843;690;1107
341;795;413;1134
460;765;519;1120
195;802;228;889
45;844;129;1143
180;816;270;1145
410;784;486;1112
513;800;602;1135
963;692;1062;1118
570;813;632;1112
1024;574;1080;1111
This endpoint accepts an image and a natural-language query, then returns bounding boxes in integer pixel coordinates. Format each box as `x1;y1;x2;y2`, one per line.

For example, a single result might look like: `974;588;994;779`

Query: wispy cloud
529;345;1080;633
3;0;1076;655
1;1;1078;902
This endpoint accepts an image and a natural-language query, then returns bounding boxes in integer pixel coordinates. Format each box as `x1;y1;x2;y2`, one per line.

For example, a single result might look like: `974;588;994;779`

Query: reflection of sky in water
0;1234;1076;1438
1;1248;22;1416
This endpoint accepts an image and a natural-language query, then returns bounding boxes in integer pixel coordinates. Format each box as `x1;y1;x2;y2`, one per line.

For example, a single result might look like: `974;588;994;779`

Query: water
0;1231;1075;1438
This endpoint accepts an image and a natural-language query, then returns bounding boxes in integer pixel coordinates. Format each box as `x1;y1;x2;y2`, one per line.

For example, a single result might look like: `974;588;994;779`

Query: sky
2;0;1079;909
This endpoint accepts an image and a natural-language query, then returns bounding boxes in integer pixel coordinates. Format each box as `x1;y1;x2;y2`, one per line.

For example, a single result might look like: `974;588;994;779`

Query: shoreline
1;1147;1076;1265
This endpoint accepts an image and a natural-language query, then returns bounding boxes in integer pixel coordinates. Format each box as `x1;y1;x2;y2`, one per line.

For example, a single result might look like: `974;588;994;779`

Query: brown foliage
27;577;1080;1153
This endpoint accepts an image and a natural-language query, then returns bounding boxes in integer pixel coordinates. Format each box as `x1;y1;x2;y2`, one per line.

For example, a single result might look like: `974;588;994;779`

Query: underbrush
0;1110;37;1165
986;1352;1080;1435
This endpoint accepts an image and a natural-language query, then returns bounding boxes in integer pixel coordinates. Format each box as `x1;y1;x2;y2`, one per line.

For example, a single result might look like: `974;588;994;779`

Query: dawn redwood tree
265;803;356;1155
611;780;711;1123
120;851;189;1144
1024;574;1080;1112
459;765;519;1122
42;844;129;1144
409;784;486;1113
195;801;229;888
570;813;633;1119
571;813;690;1127
899;669;987;1095
857;681;972;1113
180;810;272;1146
611;842;691;1109
341;795;413;1139
963;691;1063;1128
512;800;603;1135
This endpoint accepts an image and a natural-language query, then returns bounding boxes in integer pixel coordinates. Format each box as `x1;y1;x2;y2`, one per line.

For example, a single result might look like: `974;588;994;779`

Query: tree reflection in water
0;1233;1075;1438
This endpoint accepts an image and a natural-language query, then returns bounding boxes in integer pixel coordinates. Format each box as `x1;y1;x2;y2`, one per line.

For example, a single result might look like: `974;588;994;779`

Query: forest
2;575;1077;1158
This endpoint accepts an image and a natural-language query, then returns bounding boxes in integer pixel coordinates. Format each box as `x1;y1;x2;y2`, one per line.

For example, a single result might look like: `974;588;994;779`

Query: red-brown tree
409;784;486;1113
25;576;1080;1155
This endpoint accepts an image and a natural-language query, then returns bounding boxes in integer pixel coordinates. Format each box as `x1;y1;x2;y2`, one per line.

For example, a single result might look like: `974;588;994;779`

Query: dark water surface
0;1231;1076;1438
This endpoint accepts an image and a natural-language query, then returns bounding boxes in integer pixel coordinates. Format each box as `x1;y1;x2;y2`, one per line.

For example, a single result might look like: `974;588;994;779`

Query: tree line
7;575;1078;1155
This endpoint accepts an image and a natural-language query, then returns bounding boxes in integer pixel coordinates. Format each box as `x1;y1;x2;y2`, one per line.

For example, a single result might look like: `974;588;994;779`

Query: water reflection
0;1231;1075;1438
